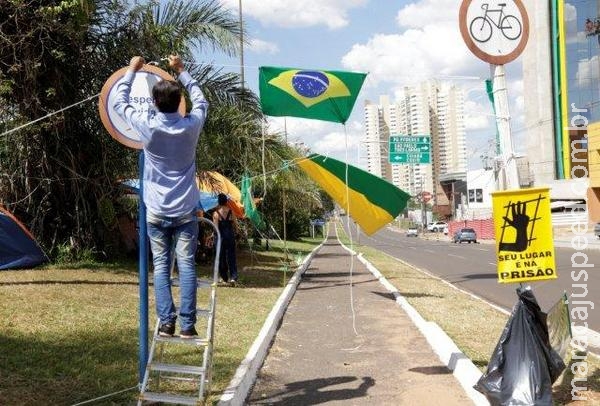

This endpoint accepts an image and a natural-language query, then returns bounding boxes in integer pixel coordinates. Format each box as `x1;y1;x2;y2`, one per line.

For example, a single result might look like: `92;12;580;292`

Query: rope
261;120;267;199
0;93;100;138
70;385;138;406
343;124;359;337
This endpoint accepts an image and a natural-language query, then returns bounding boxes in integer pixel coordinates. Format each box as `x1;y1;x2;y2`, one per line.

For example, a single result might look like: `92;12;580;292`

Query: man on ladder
114;54;209;338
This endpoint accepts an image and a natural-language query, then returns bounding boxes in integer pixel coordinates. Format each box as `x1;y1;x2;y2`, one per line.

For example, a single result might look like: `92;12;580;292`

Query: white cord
0;93;100;138
343;124;359;337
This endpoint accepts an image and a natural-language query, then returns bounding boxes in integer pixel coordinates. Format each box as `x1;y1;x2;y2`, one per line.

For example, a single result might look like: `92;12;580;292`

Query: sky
216;0;527;170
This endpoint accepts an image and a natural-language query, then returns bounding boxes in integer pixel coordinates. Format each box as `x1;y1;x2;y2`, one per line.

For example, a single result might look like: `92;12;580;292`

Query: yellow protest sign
492;187;556;283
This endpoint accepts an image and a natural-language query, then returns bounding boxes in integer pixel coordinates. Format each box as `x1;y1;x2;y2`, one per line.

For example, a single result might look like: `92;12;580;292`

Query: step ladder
138;217;221;405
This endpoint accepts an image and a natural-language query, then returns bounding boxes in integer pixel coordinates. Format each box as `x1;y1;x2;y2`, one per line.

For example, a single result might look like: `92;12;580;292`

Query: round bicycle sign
98;65;185;149
459;0;529;65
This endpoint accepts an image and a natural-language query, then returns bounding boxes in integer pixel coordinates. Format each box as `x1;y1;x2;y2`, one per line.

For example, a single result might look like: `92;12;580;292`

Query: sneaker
230;278;237;286
158;322;175;337
180;327;198;339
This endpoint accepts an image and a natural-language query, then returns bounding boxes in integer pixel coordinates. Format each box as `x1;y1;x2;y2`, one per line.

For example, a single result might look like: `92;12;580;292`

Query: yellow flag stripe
268;70;351;108
298;159;394;235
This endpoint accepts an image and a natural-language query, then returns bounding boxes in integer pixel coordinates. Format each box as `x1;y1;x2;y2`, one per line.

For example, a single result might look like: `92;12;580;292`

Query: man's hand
129;56;145;72
168;55;185;74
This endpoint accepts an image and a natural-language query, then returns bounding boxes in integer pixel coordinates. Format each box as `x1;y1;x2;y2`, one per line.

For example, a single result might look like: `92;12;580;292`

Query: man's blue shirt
114;70;208;217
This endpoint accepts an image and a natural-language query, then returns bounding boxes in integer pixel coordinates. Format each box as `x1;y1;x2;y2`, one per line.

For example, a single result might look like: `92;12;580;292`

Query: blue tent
0;206;47;270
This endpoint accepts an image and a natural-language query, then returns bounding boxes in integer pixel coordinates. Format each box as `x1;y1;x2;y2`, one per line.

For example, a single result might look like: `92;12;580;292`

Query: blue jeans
147;211;198;331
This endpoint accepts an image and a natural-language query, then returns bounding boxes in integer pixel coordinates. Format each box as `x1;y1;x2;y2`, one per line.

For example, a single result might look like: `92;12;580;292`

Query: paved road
342;223;600;335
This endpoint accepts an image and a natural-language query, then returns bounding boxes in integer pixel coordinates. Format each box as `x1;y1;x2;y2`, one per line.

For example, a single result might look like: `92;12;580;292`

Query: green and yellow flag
241;175;265;231
259;66;367;124
297;154;410;235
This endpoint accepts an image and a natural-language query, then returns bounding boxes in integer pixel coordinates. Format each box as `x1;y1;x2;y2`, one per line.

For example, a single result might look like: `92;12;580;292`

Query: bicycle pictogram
469;2;522;43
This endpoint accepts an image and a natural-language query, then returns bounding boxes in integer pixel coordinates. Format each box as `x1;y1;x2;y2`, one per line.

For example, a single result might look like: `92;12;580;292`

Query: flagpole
238;0;244;87
283;118;288;262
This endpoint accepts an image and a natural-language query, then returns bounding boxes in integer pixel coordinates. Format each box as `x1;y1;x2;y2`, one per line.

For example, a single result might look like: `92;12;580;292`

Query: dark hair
152;80;181;113
218;193;228;206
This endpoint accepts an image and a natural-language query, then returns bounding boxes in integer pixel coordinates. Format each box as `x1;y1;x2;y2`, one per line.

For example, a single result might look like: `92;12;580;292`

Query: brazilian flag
240;175;265;231
297;154;410;235
259;66;367;124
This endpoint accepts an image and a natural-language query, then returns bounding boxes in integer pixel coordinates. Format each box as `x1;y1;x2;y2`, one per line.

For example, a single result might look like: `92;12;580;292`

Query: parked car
406;226;418;237
453;228;477;243
442;225;448;235
595;223;600;239
429;221;447;232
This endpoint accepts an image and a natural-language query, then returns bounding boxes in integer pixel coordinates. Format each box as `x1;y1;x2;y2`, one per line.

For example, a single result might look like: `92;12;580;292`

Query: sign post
459;0;529;190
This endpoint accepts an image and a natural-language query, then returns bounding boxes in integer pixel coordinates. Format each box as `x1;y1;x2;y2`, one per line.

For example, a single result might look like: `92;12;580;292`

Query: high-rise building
363;81;467;216
522;0;597;220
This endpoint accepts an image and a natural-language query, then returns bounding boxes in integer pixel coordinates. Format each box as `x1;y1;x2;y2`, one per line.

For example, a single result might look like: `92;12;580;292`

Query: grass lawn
0;237;321;405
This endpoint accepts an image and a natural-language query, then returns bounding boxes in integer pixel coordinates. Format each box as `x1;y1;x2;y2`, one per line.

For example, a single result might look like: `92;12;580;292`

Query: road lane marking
448;254;465;259
488;262;496;266
424;249;435;253
476;248;487;251
408;246;417;250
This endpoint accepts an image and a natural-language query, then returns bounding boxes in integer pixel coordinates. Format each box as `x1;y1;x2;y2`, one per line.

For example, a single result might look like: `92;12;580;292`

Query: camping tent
121;171;245;218
196;171;244;218
0;206;47;270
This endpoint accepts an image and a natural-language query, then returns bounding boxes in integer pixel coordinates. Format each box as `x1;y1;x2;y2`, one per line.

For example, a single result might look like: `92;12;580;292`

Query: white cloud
220;0;367;30
564;3;577;22
341;1;484;89
248;38;279;54
566;30;587;45
267;117;364;166
576;55;600;88
396;0;459;29
464;98;491;130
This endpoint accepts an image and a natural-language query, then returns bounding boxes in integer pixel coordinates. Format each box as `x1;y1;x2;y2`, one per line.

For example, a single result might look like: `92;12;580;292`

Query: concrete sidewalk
243;235;483;405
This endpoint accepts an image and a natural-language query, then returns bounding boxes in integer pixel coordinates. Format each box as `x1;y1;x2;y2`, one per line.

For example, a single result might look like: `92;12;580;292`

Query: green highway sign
389;135;431;164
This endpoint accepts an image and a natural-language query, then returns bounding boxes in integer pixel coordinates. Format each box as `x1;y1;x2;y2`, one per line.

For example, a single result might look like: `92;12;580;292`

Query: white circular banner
459;0;529;65
99;65;185;149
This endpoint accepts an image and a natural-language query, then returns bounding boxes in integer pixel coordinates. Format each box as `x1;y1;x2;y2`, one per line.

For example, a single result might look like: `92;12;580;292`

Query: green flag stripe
307;154;410;217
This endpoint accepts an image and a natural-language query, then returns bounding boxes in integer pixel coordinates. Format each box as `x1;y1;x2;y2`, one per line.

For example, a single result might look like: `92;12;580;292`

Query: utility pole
491;64;519;190
238;0;244;87
283;118;288;262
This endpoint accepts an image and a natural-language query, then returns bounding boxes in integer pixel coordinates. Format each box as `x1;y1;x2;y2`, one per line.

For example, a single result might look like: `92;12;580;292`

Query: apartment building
364;81;467;215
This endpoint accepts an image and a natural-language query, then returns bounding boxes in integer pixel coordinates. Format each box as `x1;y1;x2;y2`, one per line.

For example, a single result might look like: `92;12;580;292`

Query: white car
406;227;418;237
429;221;447;232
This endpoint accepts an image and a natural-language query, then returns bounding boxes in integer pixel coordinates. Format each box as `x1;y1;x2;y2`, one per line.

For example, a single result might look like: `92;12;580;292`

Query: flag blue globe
292;71;329;98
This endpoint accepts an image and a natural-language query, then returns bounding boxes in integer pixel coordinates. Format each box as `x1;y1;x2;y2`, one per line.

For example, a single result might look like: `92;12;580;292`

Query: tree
0;0;250;258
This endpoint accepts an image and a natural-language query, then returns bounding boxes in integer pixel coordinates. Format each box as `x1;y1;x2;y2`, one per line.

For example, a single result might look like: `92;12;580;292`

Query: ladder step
150;362;206;375
140;391;201;405
155;335;209;346
171;277;213;288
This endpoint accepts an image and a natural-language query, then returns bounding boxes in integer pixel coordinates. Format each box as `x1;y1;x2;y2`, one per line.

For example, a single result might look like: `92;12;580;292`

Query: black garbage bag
474;287;566;405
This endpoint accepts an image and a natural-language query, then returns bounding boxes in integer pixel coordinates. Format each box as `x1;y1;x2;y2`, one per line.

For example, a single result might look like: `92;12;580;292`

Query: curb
336;232;490;406
217;237;327;406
